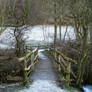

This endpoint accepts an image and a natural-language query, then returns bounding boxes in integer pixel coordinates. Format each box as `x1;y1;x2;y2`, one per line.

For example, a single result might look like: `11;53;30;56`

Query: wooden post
58;55;61;71
65;62;71;88
54;50;57;59
54;0;57;50
23;60;29;85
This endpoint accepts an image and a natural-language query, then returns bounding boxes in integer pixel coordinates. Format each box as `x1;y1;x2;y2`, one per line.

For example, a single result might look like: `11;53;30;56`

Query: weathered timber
55;50;77;64
50;48;77;88
17;47;38;85
50;48;77;64
17;48;38;62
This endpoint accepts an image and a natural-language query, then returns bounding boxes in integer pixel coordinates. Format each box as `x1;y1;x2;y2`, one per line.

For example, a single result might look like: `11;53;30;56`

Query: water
83;85;92;92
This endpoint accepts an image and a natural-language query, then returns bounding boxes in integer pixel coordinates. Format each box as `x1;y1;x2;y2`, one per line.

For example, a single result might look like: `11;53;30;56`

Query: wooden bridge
15;46;77;87
0;46;77;91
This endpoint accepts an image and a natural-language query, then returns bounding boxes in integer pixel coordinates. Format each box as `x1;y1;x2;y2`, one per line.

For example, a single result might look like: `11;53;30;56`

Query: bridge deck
31;50;57;81
24;50;66;92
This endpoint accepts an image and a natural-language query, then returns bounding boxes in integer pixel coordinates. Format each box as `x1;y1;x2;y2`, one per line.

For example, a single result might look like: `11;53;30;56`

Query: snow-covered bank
0;25;75;49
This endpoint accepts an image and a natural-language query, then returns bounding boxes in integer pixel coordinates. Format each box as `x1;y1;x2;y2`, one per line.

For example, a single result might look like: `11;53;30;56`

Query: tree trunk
76;26;88;87
54;0;57;50
59;16;62;41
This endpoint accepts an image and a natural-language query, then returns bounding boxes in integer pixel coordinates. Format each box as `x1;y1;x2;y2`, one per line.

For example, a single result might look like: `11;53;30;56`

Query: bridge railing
17;47;38;84
50;48;77;88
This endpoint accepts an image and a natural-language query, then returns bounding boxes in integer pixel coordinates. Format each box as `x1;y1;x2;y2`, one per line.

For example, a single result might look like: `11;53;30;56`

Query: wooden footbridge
0;45;78;92
15;46;77;88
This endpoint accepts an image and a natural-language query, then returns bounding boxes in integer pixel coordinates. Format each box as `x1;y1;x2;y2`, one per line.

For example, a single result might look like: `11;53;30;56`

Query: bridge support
65;62;71;88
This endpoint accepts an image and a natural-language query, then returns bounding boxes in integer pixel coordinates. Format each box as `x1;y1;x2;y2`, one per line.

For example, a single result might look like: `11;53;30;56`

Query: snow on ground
0;28;15;45
0;25;75;49
19;80;67;92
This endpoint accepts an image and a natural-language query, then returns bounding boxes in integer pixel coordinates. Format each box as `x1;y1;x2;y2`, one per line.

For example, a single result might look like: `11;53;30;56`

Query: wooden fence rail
50;48;77;88
18;47;38;84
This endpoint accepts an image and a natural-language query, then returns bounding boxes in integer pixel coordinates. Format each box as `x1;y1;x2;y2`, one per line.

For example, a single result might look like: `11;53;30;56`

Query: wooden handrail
17;47;38;72
54;49;77;77
56;51;77;64
50;48;77;64
25;54;38;71
18;47;39;84
50;48;77;87
17;48;38;62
